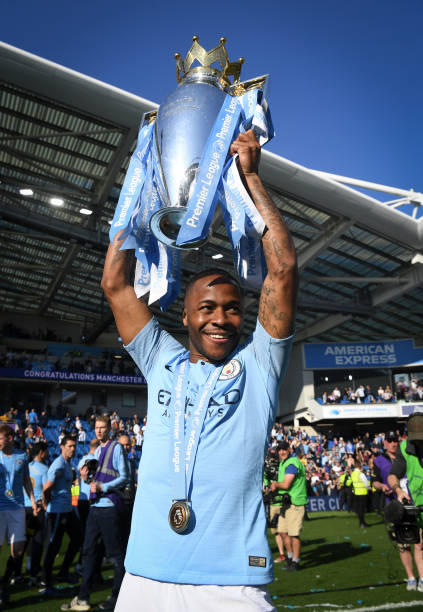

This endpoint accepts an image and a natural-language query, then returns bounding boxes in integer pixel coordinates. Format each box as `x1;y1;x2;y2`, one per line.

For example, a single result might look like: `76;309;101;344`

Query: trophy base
150;208;210;250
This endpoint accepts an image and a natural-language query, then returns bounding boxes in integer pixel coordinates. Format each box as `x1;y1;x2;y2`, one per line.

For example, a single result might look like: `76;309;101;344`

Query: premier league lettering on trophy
109;36;274;308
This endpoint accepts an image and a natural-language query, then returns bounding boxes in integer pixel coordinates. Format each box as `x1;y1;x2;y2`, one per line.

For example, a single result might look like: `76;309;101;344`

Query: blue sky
2;0;422;195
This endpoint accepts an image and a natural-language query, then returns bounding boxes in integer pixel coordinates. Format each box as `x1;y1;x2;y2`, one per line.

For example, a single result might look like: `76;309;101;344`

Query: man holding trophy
77;37;297;611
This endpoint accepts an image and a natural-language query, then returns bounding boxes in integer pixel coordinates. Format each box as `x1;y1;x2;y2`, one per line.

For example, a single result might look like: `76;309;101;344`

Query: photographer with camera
270;441;307;572
263;446;286;563
373;430;417;591
76;438;100;573
62;415;128;611
388;414;423;592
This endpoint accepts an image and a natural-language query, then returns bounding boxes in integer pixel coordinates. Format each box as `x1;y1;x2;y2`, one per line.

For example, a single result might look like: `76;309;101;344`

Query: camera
263;450;280;509
269;493;292;528
82;458;98;483
384;500;423;545
264;451;279;483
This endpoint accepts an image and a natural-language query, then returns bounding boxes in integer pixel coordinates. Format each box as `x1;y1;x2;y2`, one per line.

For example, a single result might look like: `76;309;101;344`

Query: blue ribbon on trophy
109;36;274;308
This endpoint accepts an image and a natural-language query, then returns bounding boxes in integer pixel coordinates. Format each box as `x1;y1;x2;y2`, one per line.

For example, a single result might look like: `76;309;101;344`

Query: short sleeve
285;464;298;476
47;460;63;483
124;317;183;381
247;319;294;383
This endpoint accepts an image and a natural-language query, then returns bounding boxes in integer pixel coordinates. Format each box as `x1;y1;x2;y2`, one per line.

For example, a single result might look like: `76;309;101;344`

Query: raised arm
230;130;298;338
101;231;152;345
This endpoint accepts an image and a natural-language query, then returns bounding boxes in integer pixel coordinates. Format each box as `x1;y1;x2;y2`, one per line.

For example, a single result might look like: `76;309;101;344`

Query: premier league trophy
110;36;274;308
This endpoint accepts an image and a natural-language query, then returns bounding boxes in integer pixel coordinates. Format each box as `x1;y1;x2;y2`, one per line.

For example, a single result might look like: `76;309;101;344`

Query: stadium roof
1;42;423;346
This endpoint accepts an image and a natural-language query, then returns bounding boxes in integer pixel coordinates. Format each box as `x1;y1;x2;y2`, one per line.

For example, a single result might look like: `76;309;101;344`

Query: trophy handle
150;161;212;249
149;207;211;250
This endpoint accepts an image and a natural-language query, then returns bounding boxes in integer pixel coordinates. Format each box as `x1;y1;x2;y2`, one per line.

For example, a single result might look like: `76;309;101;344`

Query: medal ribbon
170;357;224;502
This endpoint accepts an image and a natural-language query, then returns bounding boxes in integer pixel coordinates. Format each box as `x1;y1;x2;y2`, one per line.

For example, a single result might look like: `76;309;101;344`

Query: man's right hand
80;465;89;482
395;488;410;504
101;231;152;345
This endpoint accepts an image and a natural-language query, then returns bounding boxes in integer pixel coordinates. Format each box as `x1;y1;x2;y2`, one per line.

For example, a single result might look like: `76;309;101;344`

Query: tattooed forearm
244;172;298;338
110;246;127;266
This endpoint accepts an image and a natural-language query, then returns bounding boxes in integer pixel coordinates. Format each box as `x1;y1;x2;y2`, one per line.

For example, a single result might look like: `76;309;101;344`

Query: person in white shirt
356;385;365;403
332;387;341;401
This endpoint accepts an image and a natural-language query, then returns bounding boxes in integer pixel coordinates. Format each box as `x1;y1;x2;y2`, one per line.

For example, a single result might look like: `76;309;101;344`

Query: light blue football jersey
46;455;73;513
124;317;293;585
0;450;29;510
24;459;48;507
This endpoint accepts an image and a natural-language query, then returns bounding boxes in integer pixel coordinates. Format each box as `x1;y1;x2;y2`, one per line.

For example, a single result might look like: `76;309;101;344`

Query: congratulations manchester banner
0;368;146;385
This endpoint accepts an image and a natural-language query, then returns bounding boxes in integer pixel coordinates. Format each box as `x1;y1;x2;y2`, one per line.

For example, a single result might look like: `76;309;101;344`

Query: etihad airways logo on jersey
158;388;240;421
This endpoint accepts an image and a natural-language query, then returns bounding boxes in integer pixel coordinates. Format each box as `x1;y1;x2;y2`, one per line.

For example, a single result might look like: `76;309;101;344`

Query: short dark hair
61;435;76;446
278;441;290;451
185;268;242;302
32;441;48;456
0;425;14;437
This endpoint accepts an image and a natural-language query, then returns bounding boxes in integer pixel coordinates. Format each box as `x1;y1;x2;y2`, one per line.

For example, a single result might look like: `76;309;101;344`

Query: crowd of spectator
0;347;141;378
0;403;415;604
316;378;423;405
1;404;409;505
395;378;423;401
267;423;403;505
1;322;69;342
0;406;146;606
0;406;146;467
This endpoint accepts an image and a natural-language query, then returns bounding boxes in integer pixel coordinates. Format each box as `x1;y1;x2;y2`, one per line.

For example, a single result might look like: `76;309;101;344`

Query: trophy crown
175;36;244;85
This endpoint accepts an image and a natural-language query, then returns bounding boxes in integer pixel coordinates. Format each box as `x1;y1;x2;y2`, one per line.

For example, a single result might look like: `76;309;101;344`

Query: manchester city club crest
219;359;242;380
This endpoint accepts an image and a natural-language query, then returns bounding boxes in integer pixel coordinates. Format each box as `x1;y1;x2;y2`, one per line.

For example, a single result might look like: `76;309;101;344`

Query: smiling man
100;130;298;612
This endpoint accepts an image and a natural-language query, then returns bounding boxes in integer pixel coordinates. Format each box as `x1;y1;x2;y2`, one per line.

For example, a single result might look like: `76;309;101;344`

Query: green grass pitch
2;510;423;611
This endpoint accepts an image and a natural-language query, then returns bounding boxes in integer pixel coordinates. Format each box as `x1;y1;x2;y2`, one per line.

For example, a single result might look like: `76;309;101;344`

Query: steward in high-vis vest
338;469;352;511
351;460;370;528
270;441;307;572
388;414;423;593
71;483;80;507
